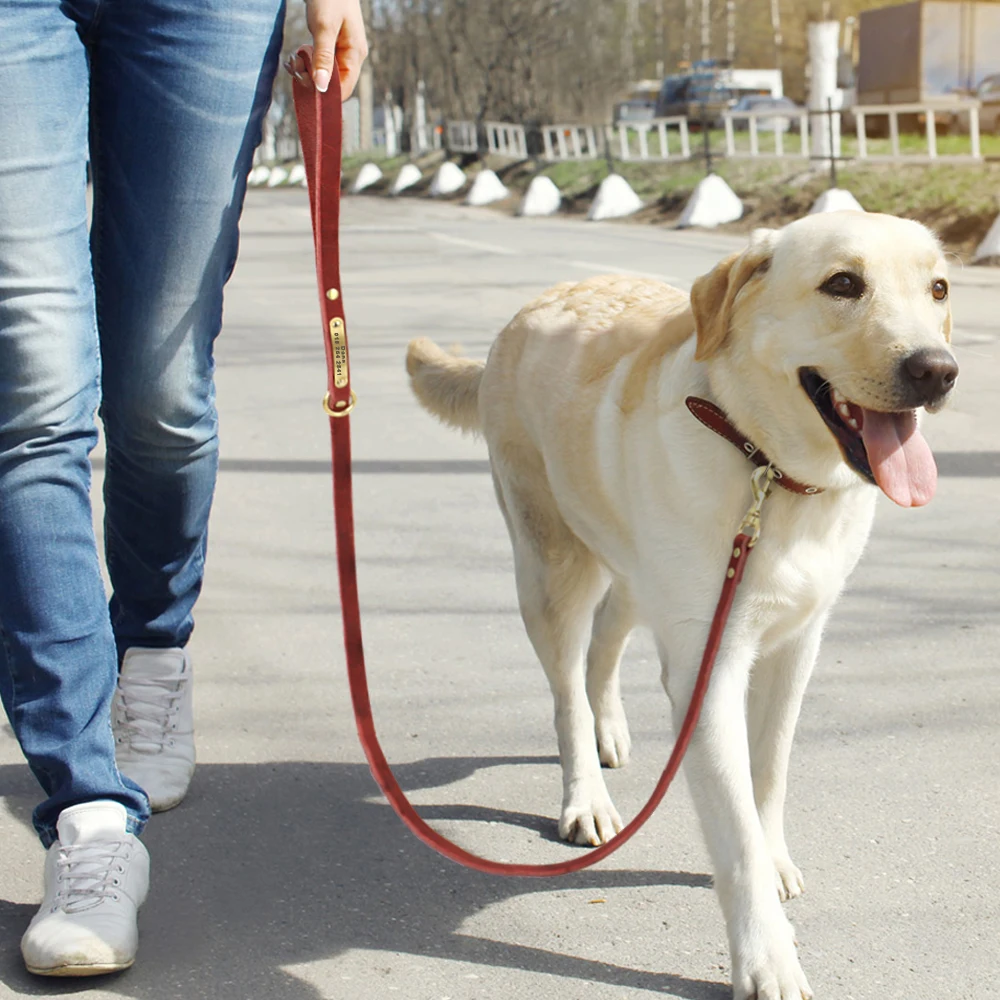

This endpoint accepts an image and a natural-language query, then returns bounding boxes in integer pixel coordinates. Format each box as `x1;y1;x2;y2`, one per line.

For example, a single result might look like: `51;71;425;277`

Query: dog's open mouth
798;368;937;507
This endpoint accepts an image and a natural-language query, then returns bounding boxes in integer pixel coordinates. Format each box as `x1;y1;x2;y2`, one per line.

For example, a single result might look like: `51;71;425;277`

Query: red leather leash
292;57;776;876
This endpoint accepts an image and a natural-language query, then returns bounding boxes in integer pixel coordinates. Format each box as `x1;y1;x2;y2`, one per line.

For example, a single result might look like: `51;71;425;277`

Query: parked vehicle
729;95;804;133
613;80;662;124
856;1;999;132
977;72;1000;131
654;62;782;128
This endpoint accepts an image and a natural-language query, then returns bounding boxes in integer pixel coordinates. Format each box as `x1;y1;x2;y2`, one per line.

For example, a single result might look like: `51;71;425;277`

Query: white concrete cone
391;163;422;195
351;162;383;194
809;188;864;214
677;173;743;228
287;163;306;187
519;175;561;216
429;161;466;196
247;164;271;187
973;213;1000;264
266;165;289;188
587;173;643;221
465;169;509;206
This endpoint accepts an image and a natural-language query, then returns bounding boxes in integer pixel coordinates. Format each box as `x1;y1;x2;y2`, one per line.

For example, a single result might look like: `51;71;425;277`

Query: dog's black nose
901;348;958;405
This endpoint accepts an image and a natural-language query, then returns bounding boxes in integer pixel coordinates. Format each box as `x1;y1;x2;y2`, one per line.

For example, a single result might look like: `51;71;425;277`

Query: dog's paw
732;911;812;1000
559;786;623;846
595;709;631;769
773;855;805;902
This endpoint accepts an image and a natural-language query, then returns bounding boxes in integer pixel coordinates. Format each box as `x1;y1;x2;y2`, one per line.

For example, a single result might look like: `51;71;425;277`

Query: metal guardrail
446;121;478;154
485;122;528;158
722;110;812;158
606;118;691;161
720;101;981;163
852;102;981;161
542;124;602;160
340;101;985;165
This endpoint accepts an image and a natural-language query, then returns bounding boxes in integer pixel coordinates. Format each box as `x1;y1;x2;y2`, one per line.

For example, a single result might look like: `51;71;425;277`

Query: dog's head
690;211;956;507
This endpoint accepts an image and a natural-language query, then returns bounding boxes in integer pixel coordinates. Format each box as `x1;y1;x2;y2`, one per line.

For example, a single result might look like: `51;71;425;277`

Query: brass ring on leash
323;390;357;418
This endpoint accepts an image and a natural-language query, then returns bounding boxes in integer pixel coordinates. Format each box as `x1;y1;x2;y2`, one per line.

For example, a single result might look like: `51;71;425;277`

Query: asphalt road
1;192;998;1000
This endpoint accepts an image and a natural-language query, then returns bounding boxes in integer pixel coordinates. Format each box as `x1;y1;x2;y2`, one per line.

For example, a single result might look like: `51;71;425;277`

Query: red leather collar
685;397;823;495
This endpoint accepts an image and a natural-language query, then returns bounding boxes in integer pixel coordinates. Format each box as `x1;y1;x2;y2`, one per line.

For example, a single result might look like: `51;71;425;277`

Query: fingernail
314;69;330;93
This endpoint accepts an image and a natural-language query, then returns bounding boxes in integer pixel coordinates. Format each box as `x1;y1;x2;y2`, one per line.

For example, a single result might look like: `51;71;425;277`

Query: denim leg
89;0;285;658
0;0;149;846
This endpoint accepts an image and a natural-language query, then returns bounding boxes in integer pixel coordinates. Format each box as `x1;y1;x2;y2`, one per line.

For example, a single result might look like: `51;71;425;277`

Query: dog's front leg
660;625;812;1000
748;618;827;902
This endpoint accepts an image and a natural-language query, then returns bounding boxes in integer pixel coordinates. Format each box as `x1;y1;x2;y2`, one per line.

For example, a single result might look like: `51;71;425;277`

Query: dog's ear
691;229;776;361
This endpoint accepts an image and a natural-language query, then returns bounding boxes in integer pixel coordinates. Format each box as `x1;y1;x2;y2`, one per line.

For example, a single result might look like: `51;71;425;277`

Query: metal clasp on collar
738;463;776;547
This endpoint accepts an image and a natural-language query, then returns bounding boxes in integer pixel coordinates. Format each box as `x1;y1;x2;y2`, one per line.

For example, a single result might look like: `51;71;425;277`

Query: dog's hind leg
748;618;826;903
586;581;636;769
495;471;621;847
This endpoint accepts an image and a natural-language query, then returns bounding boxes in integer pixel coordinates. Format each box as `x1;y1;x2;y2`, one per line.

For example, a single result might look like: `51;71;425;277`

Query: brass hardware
726;567;736;579
737;464;775;547
326;288;340;300
323;390;357;418
329;317;349;388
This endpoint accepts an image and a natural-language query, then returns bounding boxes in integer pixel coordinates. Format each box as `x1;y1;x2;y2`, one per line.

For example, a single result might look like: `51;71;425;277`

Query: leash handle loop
293;57;762;876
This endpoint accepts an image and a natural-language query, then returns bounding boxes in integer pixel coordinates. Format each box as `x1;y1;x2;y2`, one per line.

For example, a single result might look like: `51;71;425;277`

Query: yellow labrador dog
405;211;957;1000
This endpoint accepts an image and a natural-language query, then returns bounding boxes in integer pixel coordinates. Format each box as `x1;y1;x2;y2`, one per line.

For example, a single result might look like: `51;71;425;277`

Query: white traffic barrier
247;164;271;187
429;161;466;196
391;163;422;194
351;162;383;193
587;173;643;221
465;169;509;206
973;214;1000;264
519;175;562;217
266;165;289;188
287;163;306;186
677;173;743;228
809;188;864;214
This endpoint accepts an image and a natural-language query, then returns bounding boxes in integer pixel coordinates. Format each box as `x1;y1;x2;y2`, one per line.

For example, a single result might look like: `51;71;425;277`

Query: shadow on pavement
0;756;724;1000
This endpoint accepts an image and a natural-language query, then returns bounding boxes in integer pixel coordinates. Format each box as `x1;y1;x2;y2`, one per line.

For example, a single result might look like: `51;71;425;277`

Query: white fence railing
606;118;691;161
446;121;478;154
722;109;812;158
485;122;528;158
719;101;980;163
542;124;603;160
852;103;980;161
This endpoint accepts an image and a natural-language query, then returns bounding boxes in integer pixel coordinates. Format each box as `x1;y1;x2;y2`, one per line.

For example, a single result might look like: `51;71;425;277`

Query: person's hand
284;0;368;100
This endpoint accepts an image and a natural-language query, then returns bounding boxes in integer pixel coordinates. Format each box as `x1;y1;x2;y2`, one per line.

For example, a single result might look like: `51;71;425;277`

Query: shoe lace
115;668;186;753
54;842;131;913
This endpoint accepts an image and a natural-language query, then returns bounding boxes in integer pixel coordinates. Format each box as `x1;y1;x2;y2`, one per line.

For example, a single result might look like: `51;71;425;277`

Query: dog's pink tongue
860;409;937;507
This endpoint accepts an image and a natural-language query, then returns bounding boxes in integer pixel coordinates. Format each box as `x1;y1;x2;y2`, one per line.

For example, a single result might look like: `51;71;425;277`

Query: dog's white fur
406;212;954;1000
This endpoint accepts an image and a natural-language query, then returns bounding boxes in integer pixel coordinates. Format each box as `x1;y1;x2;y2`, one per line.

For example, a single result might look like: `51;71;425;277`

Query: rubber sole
26;959;134;977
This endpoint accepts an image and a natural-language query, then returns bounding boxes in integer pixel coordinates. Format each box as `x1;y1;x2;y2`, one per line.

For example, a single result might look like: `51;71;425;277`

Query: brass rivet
726;567;736;579
733;547;741;558
326;288;340;300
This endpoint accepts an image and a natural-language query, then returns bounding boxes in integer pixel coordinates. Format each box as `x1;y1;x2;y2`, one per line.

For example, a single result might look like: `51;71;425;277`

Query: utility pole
358;0;374;151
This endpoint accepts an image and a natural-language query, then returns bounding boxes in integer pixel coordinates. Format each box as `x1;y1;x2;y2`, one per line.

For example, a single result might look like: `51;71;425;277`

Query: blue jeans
0;0;284;846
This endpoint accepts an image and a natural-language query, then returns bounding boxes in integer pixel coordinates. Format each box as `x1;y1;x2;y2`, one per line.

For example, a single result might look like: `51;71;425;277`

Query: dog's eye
820;272;865;299
932;279;949;302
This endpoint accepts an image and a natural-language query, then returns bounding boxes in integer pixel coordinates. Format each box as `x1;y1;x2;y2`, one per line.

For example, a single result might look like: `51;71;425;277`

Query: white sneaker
112;647;195;812
21;801;149;977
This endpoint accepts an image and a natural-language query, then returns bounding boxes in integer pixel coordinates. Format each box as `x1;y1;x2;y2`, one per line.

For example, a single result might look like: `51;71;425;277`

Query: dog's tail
405;338;484;434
